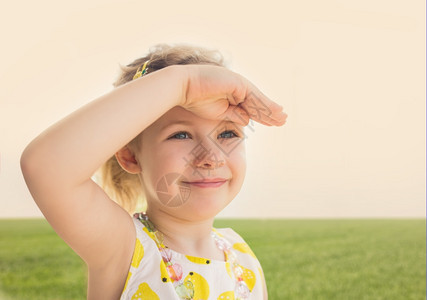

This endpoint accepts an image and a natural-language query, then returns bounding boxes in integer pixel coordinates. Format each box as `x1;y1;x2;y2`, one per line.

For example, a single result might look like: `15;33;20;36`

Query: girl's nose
194;154;225;169
192;140;225;169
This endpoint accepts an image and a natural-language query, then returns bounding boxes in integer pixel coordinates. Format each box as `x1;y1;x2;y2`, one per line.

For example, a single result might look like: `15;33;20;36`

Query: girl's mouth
182;178;228;188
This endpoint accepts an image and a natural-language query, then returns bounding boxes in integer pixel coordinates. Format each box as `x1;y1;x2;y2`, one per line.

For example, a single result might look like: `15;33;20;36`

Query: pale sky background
0;0;425;219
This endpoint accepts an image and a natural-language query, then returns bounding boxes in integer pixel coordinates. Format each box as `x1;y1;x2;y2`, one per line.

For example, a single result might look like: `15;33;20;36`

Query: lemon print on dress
123;271;132;293
159;260;171;283
131;282;159;300
225;262;233;278
218;291;235;299
184;271;210;300
240;265;256;291
131;238;144;268
232;243;256;258
186;255;211;265
225;263;256;292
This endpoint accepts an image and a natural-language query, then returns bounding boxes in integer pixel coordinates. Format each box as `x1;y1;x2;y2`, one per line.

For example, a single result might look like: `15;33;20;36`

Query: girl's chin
181;197;232;217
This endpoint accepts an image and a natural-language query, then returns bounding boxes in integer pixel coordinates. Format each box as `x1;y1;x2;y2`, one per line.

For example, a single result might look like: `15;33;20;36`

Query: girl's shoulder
213;227;260;262
213;227;246;243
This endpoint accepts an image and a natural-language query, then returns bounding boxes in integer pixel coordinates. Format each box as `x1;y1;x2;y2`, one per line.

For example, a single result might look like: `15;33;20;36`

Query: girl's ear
115;145;142;174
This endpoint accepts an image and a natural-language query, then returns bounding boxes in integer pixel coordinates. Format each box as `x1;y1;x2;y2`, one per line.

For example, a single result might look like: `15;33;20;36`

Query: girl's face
135;106;246;221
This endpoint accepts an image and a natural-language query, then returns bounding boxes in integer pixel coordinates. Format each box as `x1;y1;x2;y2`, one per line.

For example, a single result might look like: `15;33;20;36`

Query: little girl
21;44;287;299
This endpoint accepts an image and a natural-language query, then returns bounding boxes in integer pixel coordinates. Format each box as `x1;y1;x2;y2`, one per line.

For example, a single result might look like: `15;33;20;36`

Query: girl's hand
179;65;287;126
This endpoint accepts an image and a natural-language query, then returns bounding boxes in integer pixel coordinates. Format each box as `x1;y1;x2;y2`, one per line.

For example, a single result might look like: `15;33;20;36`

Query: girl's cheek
152;145;192;174
232;145;247;173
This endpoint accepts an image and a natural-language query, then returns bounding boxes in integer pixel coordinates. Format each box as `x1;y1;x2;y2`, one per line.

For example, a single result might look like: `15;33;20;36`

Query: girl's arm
20;64;286;271
20;66;186;269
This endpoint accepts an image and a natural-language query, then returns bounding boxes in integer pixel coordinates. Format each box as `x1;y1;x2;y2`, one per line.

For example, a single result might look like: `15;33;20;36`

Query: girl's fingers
263;114;287;126
220;103;286;127
239;92;287;126
184;65;288;127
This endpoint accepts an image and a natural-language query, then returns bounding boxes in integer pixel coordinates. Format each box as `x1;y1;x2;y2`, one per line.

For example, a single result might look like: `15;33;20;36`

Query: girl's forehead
152;106;198;128
150;106;243;133
162;106;196;121
156;106;207;126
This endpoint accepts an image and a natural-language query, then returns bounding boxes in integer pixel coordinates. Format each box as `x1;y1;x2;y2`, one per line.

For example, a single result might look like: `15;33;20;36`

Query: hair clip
133;60;150;80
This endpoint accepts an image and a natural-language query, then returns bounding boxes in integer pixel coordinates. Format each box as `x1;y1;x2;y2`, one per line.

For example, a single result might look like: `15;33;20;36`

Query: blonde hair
98;44;226;214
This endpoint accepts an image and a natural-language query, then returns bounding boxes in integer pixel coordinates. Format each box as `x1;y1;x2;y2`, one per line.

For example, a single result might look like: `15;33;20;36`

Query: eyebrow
160;119;241;132
160;120;194;132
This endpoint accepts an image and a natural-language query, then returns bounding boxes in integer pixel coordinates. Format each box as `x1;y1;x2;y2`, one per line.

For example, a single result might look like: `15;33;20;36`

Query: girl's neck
145;207;224;261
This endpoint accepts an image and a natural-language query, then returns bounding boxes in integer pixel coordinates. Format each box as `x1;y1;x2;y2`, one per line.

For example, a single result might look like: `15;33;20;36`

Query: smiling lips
182;178;228;188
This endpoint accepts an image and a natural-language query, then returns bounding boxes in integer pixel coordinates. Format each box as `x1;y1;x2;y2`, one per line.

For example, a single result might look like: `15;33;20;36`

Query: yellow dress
120;217;266;300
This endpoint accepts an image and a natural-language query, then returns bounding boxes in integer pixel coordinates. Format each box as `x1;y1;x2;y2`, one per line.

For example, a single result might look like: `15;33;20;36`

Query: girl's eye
168;131;191;140
218;130;239;139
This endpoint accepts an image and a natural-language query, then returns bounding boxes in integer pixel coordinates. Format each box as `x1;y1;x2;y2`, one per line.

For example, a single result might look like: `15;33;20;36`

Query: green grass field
0;219;425;299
